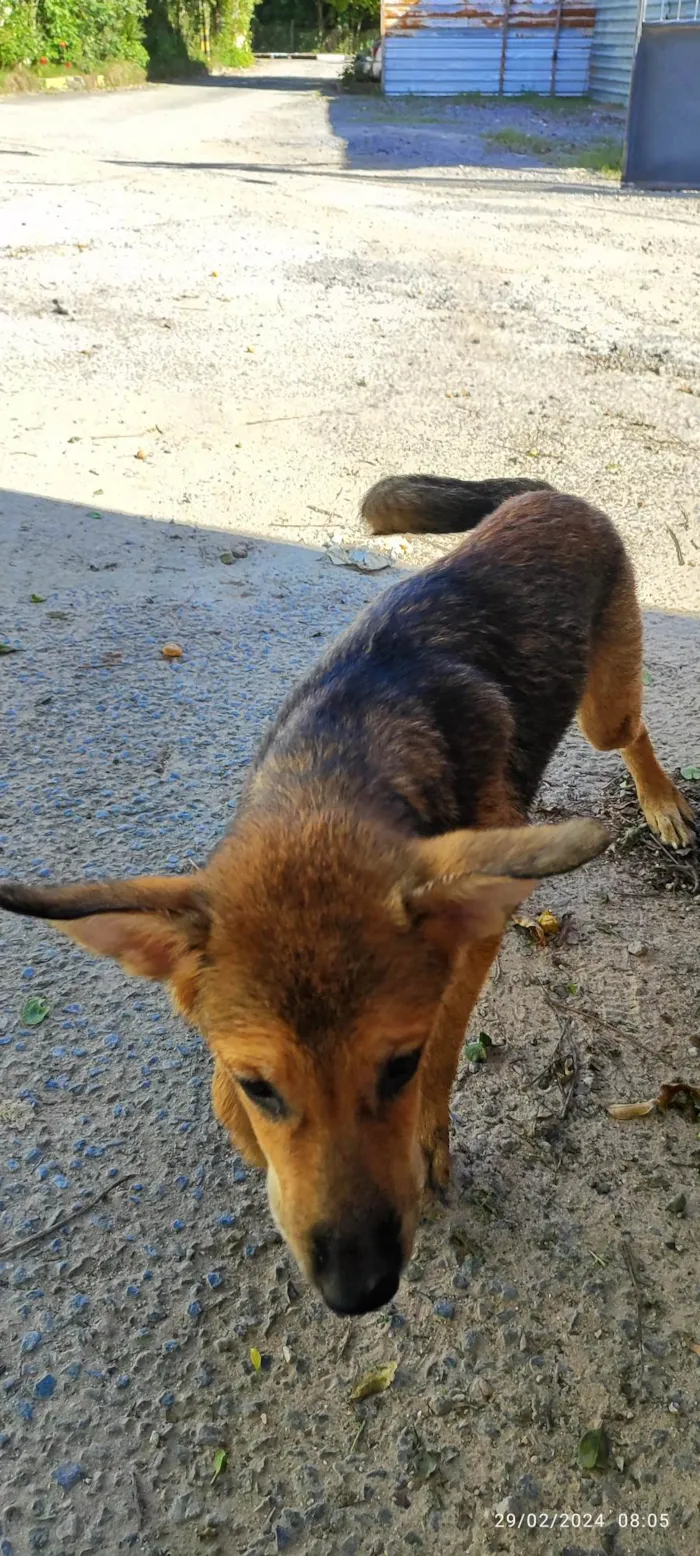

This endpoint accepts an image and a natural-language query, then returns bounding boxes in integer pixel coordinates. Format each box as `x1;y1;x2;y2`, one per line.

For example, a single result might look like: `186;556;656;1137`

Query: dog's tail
362;475;555;536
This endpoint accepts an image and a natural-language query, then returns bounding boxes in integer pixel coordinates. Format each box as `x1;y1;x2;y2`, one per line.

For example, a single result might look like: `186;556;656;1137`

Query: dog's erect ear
404;819;608;947
0;876;210;993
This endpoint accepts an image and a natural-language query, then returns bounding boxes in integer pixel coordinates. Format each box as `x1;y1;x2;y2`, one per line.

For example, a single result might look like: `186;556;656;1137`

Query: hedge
0;0;255;74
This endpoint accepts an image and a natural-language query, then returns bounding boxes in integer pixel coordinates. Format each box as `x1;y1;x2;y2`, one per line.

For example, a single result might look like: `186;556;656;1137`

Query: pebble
20;1331;42;1354
34;1375;56;1399
54;1463;84;1490
433;1300;455;1320
667;1193;687;1216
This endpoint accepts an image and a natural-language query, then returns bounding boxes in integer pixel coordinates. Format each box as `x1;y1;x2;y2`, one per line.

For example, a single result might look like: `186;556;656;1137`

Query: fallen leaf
350;1360;397;1401
642;668;654;686
30;593;46;604
161;643;183;660
465;1031;492;1064
211;1448;227;1483
657;1082;700;1111
608;1081;700;1123
327;545;390;574
88;511;103;520
689;1342;700;1358
135;448;147;461
513;909;561;947
246;346;255;354
680;764;700;781
22;995;50;1027
282;1343;292;1363
0;643;19;655
577;1427;609;1471
250;1347;262;1372
608;1100;656;1121
211;270;219;277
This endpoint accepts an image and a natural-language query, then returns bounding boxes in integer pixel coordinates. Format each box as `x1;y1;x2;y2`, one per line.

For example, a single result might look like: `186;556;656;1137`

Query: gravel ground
1;60;700;1556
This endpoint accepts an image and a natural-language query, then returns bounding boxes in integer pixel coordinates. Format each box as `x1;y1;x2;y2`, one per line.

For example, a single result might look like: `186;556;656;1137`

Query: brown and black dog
0;478;694;1315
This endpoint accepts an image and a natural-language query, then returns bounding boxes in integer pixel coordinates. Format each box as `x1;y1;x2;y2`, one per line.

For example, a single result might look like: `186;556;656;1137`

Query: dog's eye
378;1047;422;1103
237;1076;288;1119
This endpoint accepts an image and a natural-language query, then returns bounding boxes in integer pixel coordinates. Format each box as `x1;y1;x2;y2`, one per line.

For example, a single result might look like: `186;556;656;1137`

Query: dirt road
1;61;699;1556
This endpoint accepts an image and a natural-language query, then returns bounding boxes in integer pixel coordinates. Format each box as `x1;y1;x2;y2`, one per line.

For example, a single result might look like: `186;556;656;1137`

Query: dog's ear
0;876;210;1005
404;819;607;947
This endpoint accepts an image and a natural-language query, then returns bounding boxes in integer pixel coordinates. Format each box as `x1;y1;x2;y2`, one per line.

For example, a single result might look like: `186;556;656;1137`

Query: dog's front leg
419;935;502;1192
212;1058;266;1168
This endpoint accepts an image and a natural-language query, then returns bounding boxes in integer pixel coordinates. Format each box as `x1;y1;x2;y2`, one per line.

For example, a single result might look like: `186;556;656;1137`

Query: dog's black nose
310;1211;403;1315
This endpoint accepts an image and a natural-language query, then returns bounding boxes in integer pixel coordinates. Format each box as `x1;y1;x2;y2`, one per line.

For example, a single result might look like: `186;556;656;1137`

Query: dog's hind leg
578;559;695;848
419;935;502;1192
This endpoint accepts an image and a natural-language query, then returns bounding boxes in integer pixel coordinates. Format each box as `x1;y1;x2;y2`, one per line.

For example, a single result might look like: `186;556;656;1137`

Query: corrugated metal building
382;0;596;96
589;0;638;100
590;0;697;103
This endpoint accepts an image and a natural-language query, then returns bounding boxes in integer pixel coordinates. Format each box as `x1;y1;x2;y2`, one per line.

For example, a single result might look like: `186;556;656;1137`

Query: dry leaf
607;1101;656;1121
326;545;390;574
161;643;183;660
350;1360;397;1401
250;1347;262;1372
689;1341;700;1358
513;909;561;947
608;1081;700;1123
657;1082;700;1110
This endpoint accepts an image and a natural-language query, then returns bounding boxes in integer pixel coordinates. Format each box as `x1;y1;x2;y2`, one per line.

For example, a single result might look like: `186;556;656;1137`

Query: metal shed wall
382;0;594;95
589;0;638;101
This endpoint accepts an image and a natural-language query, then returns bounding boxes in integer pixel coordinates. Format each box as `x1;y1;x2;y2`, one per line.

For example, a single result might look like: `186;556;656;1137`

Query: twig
0;1173;137;1256
349;1419;366;1454
666;525;685;566
621;1238;645;1388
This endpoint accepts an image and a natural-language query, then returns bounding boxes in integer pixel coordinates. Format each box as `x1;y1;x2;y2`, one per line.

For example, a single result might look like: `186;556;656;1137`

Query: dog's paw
420;1113;452;1197
641;784;695;849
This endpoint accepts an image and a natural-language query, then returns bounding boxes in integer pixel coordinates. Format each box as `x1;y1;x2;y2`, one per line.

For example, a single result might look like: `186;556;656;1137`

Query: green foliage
253;0;378;54
39;0;147;66
0;0;40;69
0;0;255;74
146;0;255;76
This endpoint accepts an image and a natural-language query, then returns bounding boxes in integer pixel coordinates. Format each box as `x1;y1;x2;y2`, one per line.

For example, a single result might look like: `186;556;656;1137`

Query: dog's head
0;814;606;1314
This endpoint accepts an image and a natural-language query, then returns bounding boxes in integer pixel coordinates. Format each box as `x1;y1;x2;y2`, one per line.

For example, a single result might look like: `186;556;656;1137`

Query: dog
0;478;694;1317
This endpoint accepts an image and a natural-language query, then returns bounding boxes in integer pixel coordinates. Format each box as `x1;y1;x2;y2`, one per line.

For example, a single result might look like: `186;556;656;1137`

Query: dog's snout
311;1210;403;1315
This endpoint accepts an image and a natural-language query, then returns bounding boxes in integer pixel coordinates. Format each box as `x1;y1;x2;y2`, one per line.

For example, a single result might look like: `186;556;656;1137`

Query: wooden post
549;0;565;95
499;0;512;94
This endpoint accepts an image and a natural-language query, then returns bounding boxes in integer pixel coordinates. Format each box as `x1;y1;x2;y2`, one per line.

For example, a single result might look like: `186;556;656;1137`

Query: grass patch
486;126;623;178
486;128;556;155
0;58;147;94
566;138;623;175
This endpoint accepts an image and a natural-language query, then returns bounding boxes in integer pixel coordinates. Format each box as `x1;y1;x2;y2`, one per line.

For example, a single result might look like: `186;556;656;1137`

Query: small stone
34;1375;56;1399
55;1463;84;1490
627;941;647;957
21;1330;42;1354
433;1300;455;1320
206;1270;222;1289
667;1193;687;1216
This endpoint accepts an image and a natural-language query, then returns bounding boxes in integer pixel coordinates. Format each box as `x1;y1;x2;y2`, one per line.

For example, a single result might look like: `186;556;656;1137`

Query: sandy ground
1;60;700;1556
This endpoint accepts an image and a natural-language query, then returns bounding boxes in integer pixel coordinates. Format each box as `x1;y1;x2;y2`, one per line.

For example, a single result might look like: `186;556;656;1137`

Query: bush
36;0;147;66
0;0;255;75
0;0;40;69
